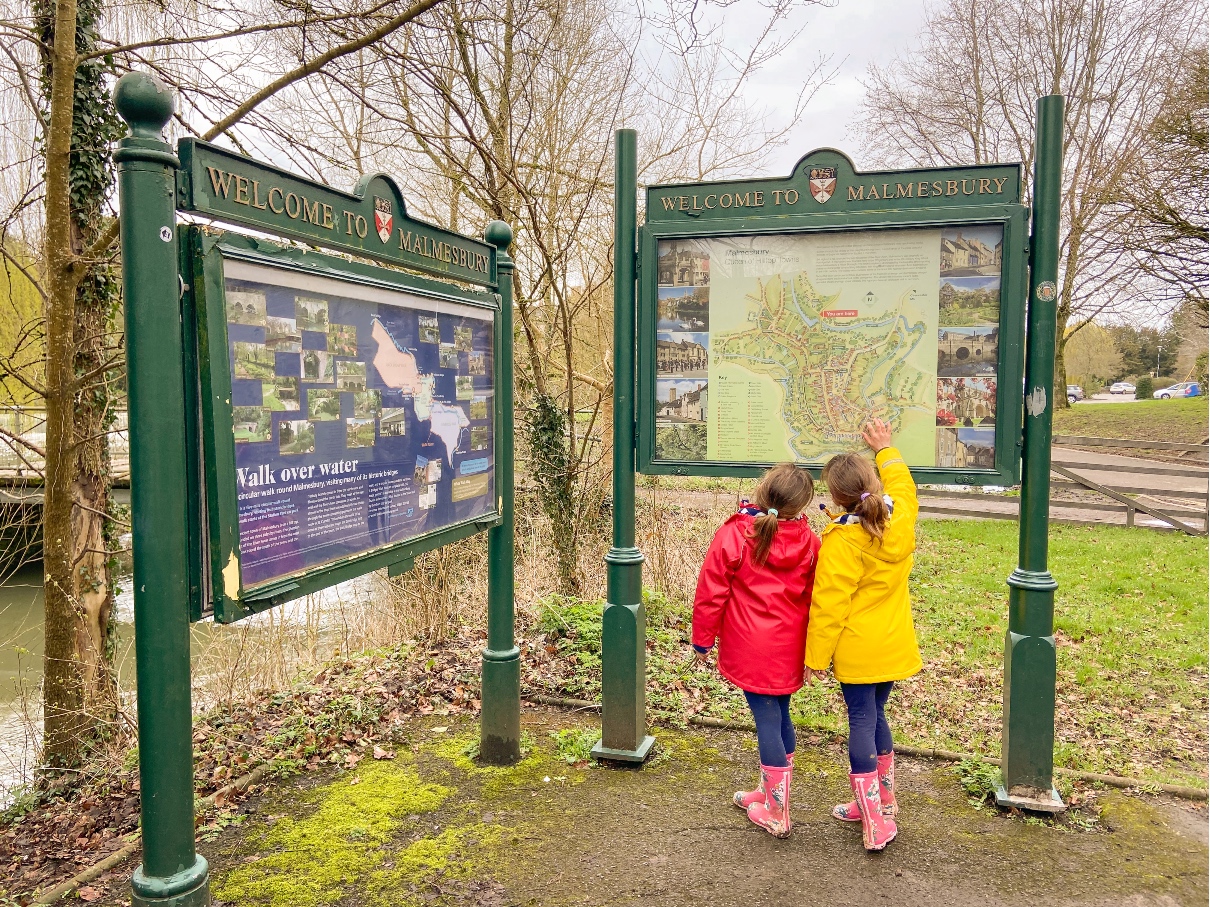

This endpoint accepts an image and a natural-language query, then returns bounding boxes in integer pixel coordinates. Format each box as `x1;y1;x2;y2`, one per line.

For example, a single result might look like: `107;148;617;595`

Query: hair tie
859;492;871;501
767;508;779;518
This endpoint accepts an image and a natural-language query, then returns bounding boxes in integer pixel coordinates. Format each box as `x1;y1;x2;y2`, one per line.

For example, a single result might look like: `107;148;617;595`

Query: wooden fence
920;435;1209;535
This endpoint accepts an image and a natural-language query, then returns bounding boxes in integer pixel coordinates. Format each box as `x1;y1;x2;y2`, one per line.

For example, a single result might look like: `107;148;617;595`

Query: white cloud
716;0;931;175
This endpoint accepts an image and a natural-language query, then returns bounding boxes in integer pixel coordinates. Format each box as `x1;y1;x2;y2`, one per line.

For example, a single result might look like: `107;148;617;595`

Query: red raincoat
691;513;821;695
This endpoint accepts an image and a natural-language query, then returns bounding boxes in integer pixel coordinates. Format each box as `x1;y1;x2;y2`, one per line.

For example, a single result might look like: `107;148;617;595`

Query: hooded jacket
804;447;923;684
692;512;821;695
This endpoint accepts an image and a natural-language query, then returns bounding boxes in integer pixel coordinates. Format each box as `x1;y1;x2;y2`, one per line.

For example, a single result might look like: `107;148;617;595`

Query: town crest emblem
373;196;393;244
809;167;837;204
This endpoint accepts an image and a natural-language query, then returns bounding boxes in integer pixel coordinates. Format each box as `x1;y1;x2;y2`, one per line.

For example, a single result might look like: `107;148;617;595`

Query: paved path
77;709;1210;907
1051;447;1208;497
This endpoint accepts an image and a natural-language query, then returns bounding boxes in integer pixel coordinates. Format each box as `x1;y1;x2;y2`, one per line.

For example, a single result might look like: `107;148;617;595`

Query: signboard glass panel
652;226;1004;469
210;255;496;594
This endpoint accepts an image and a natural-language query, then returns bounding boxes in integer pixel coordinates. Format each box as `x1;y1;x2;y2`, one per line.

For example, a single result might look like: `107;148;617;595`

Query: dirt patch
54;707;1209;907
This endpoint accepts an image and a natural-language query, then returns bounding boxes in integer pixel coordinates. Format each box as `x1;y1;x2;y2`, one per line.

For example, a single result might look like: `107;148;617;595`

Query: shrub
1134;376;1153;399
953;757;1002;807
550;727;598;764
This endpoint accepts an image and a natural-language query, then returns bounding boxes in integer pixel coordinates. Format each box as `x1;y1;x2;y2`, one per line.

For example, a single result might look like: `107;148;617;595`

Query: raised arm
862;419;917;528
876;446;918;526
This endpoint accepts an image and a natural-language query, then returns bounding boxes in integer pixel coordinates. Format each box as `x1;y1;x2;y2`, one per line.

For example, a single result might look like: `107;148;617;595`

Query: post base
131;856;210;906
591;735;655;765
995;784;1066;814
480;647;521;765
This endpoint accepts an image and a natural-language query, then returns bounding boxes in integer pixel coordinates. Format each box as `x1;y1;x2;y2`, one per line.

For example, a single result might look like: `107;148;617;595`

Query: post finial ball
484;221;513;251
114;72;175;138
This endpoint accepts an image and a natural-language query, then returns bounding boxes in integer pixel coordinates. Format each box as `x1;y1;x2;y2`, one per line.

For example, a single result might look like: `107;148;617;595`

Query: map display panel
654;225;1003;468
221;259;494;587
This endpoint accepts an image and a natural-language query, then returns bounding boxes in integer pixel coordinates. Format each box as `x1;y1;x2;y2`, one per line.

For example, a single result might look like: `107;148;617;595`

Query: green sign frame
115;72;522;907
636;148;1028;485
178;139;496;287
183;230;502;623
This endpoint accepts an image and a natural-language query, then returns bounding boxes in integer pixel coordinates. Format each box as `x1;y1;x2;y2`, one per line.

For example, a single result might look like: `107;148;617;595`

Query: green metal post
114;73;211;904
592;129;655;764
480;221;521;764
998;94;1066;813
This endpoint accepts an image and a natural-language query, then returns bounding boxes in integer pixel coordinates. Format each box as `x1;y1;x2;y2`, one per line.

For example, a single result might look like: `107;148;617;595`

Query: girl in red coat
691;463;820;838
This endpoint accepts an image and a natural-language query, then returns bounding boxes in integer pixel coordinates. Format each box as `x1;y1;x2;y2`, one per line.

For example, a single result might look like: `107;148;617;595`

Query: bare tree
257;0;833;592
1107;46;1208;317
851;0;1206;397
0;0;447;768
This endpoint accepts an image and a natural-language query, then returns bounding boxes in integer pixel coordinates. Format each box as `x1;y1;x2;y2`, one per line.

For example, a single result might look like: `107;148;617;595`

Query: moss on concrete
214;758;449;907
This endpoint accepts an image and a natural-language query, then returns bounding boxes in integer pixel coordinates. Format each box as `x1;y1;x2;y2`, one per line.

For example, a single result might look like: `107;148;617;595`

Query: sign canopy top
647;148;1022;223
177;138;497;288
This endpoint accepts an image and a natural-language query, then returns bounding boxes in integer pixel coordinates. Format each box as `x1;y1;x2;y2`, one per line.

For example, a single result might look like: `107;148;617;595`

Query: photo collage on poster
223;263;494;587
935;225;1002;469
654;240;710;461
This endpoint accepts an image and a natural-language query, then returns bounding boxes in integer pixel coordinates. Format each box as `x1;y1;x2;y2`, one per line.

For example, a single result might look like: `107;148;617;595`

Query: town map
656;227;1002;468
711;270;933;462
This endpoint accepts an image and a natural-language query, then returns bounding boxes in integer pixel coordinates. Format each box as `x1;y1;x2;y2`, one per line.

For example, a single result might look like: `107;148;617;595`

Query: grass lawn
1054;397;1208;443
526;517;1209;789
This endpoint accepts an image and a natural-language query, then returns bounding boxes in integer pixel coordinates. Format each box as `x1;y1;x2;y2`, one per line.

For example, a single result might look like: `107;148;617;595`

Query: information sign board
188;232;500;622
637;149;1028;484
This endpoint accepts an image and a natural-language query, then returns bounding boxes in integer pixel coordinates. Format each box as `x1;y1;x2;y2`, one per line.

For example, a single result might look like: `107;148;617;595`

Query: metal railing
0;407;129;477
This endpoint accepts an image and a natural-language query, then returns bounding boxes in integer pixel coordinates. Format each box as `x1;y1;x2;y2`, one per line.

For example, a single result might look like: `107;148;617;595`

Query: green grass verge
907;520;1208;785
1054;397;1208;443
533;520;1208;788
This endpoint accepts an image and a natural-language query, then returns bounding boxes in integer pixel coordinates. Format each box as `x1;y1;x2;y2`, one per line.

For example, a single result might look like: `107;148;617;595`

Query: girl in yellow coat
805;419;922;851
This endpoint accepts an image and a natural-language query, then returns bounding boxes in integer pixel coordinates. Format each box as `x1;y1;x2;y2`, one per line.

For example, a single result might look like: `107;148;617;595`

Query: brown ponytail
823;452;889;539
746;463;815;565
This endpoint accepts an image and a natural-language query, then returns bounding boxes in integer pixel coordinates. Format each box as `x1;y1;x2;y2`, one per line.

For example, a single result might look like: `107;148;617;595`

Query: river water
0;566;379;803
0;566;50;797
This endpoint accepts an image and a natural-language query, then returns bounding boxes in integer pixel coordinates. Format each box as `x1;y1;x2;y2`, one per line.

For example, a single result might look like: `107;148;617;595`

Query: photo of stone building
940;227;1004;277
936;376;997;426
935;425;995;469
656;333;708;377
657;240;710;287
655;382;707;422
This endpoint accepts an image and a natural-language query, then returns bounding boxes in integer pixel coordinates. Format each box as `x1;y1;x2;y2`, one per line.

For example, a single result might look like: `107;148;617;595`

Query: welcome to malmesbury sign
648;148;1021;220
177;139;495;286
638;148;1028;486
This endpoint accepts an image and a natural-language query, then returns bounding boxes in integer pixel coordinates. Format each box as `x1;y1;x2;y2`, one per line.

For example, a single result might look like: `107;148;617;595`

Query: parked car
1066;385;1084;403
1109;381;1136;395
1152;381;1202;399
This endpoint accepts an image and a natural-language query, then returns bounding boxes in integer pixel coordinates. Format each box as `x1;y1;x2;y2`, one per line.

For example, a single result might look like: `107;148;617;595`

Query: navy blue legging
743;691;796;768
840;681;895;773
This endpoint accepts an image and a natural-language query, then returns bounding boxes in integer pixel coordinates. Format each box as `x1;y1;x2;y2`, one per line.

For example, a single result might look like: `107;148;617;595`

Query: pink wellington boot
746;763;792;838
850;770;897;851
734;753;794;810
832;752;898;821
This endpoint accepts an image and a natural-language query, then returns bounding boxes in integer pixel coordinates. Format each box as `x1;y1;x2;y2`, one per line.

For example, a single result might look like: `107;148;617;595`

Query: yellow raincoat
805;447;923;684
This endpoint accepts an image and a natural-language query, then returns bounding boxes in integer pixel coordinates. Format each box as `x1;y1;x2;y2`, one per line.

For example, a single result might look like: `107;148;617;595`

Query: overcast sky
723;0;932;176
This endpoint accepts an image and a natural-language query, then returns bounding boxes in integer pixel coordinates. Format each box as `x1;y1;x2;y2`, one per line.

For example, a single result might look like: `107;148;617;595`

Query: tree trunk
39;0;121;768
1054;310;1070;409
41;0;87;767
